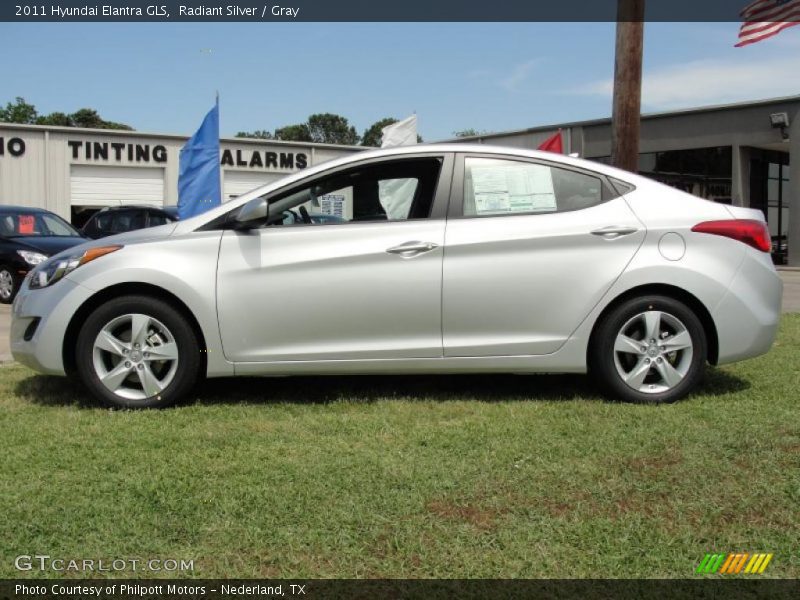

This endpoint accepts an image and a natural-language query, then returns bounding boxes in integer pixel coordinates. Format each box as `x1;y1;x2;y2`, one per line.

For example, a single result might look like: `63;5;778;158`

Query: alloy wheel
612;310;694;394
0;269;14;301
92;313;179;400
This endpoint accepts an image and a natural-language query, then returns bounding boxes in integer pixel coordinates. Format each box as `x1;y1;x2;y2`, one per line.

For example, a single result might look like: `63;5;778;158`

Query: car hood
90;222;179;245
13;236;87;256
44;222;180;262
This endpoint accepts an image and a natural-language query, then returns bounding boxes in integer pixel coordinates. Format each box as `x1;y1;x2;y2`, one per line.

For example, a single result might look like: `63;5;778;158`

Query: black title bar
3;0;752;22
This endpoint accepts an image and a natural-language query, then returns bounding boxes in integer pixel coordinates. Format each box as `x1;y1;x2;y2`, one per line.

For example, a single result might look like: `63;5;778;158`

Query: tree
36;112;72;126
235;130;274;139
98;119;134;131
362;117;397;147
274;124;312;142
307;113;360;145
69;108;105;129
0;97;38;124
0;98;133;130
65;107;133;130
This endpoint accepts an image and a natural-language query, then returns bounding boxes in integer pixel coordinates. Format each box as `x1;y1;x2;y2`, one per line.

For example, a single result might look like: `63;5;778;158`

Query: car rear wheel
0;265;19;304
75;295;201;408
590;295;707;404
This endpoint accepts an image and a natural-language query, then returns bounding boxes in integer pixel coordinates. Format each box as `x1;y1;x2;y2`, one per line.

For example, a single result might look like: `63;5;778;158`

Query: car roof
95;205;172;212
0;205;52;214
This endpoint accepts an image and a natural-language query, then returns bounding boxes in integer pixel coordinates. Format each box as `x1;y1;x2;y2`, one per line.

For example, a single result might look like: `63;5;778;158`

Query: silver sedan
10;145;782;408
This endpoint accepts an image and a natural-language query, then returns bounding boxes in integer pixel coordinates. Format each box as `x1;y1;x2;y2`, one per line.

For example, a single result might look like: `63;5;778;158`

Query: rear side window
94;213;112;231
129;211;146;230
148;212;170;227
0;216;12;236
463;157;605;217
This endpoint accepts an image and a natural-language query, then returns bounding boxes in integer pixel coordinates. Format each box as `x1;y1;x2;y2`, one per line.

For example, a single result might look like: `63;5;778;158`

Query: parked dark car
771;234;787;265
81;205;179;239
0;206;86;303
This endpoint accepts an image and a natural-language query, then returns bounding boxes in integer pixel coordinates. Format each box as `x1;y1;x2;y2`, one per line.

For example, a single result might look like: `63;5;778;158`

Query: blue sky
2;22;799;141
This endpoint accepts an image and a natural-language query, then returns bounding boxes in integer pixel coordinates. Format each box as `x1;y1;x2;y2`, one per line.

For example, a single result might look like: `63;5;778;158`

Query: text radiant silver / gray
10;145;782;408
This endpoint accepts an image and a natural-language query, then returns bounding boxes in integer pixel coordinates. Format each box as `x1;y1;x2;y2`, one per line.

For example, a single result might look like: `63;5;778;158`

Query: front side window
268;158;442;226
94;213;112;231
463;157;604;217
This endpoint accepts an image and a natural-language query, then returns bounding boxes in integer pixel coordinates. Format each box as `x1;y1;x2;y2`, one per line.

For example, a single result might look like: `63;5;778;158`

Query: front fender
66;231;233;377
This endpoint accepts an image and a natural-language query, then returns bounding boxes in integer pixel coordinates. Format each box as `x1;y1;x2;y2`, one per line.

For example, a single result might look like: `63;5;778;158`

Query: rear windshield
0;211;81;237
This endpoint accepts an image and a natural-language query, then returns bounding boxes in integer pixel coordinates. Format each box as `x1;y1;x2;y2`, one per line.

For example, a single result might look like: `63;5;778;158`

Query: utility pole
610;0;645;172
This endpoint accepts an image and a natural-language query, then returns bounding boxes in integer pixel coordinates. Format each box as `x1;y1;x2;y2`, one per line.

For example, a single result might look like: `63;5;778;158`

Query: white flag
381;115;418;148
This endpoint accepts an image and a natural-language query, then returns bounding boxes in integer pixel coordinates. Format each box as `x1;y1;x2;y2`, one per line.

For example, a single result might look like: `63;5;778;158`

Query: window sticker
319;194;346;218
18;214;35;234
471;162;557;214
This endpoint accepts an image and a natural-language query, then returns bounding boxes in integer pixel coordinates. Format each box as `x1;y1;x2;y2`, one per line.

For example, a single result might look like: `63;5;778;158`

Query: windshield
0;211;81;238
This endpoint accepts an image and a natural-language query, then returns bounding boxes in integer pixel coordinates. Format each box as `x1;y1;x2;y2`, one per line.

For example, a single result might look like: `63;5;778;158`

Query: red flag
537;130;563;154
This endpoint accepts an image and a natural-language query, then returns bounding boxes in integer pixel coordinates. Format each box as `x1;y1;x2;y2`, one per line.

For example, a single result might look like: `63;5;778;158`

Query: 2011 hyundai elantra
10;145;782;408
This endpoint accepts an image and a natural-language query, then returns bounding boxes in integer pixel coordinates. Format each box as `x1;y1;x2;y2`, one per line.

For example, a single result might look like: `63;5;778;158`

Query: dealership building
1;95;798;264
0;123;363;226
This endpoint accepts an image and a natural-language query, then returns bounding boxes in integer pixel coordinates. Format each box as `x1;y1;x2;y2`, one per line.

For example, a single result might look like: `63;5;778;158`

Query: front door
216;155;452;362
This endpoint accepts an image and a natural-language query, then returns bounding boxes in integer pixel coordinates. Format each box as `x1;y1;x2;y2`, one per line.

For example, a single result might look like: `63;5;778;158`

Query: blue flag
178;100;221;220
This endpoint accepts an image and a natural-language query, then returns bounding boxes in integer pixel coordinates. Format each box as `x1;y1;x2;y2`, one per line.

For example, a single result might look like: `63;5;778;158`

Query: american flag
736;0;800;46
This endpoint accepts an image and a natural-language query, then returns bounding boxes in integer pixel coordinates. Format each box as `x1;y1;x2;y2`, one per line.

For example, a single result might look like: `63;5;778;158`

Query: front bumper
11;277;94;375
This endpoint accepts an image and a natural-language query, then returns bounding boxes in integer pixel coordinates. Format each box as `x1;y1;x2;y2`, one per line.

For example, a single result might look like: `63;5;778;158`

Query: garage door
223;171;285;201
70;165;165;207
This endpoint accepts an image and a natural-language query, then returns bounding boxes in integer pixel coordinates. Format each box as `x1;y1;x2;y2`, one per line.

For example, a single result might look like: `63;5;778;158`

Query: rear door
443;154;644;357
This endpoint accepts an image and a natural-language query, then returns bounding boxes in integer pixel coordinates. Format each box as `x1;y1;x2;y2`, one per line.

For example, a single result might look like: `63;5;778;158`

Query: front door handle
386;241;439;257
590;226;639;239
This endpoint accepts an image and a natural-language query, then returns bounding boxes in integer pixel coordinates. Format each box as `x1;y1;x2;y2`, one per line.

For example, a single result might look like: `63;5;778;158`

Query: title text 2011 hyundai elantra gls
10;145;782;408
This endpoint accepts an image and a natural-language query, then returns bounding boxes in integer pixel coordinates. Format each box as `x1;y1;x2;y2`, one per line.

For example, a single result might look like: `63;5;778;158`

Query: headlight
29;245;123;290
17;250;48;266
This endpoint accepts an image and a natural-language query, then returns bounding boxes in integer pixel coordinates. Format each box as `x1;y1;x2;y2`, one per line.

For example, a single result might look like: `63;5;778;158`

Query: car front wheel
590;295;707;404
0;265;19;304
75;295;201;408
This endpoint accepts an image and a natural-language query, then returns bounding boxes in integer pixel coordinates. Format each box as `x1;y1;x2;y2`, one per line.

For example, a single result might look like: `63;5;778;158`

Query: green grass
1;316;799;579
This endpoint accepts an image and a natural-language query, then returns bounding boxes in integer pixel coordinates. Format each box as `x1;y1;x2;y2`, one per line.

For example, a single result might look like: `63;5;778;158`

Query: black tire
75;295;201;409
589;295;707;404
0;265;20;304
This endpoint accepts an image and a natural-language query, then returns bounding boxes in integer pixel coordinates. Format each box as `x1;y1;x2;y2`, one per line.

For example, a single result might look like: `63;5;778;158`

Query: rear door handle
386;241;439;257
590;226;639;239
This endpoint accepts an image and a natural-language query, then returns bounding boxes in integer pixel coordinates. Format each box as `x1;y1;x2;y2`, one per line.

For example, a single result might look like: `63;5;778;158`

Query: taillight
691;219;771;253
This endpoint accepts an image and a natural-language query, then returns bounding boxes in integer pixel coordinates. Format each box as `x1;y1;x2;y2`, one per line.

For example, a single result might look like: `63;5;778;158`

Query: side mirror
231;197;269;230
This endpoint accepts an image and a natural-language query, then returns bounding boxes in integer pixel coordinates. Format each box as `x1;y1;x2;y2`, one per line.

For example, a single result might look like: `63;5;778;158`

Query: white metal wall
70;165;165;207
